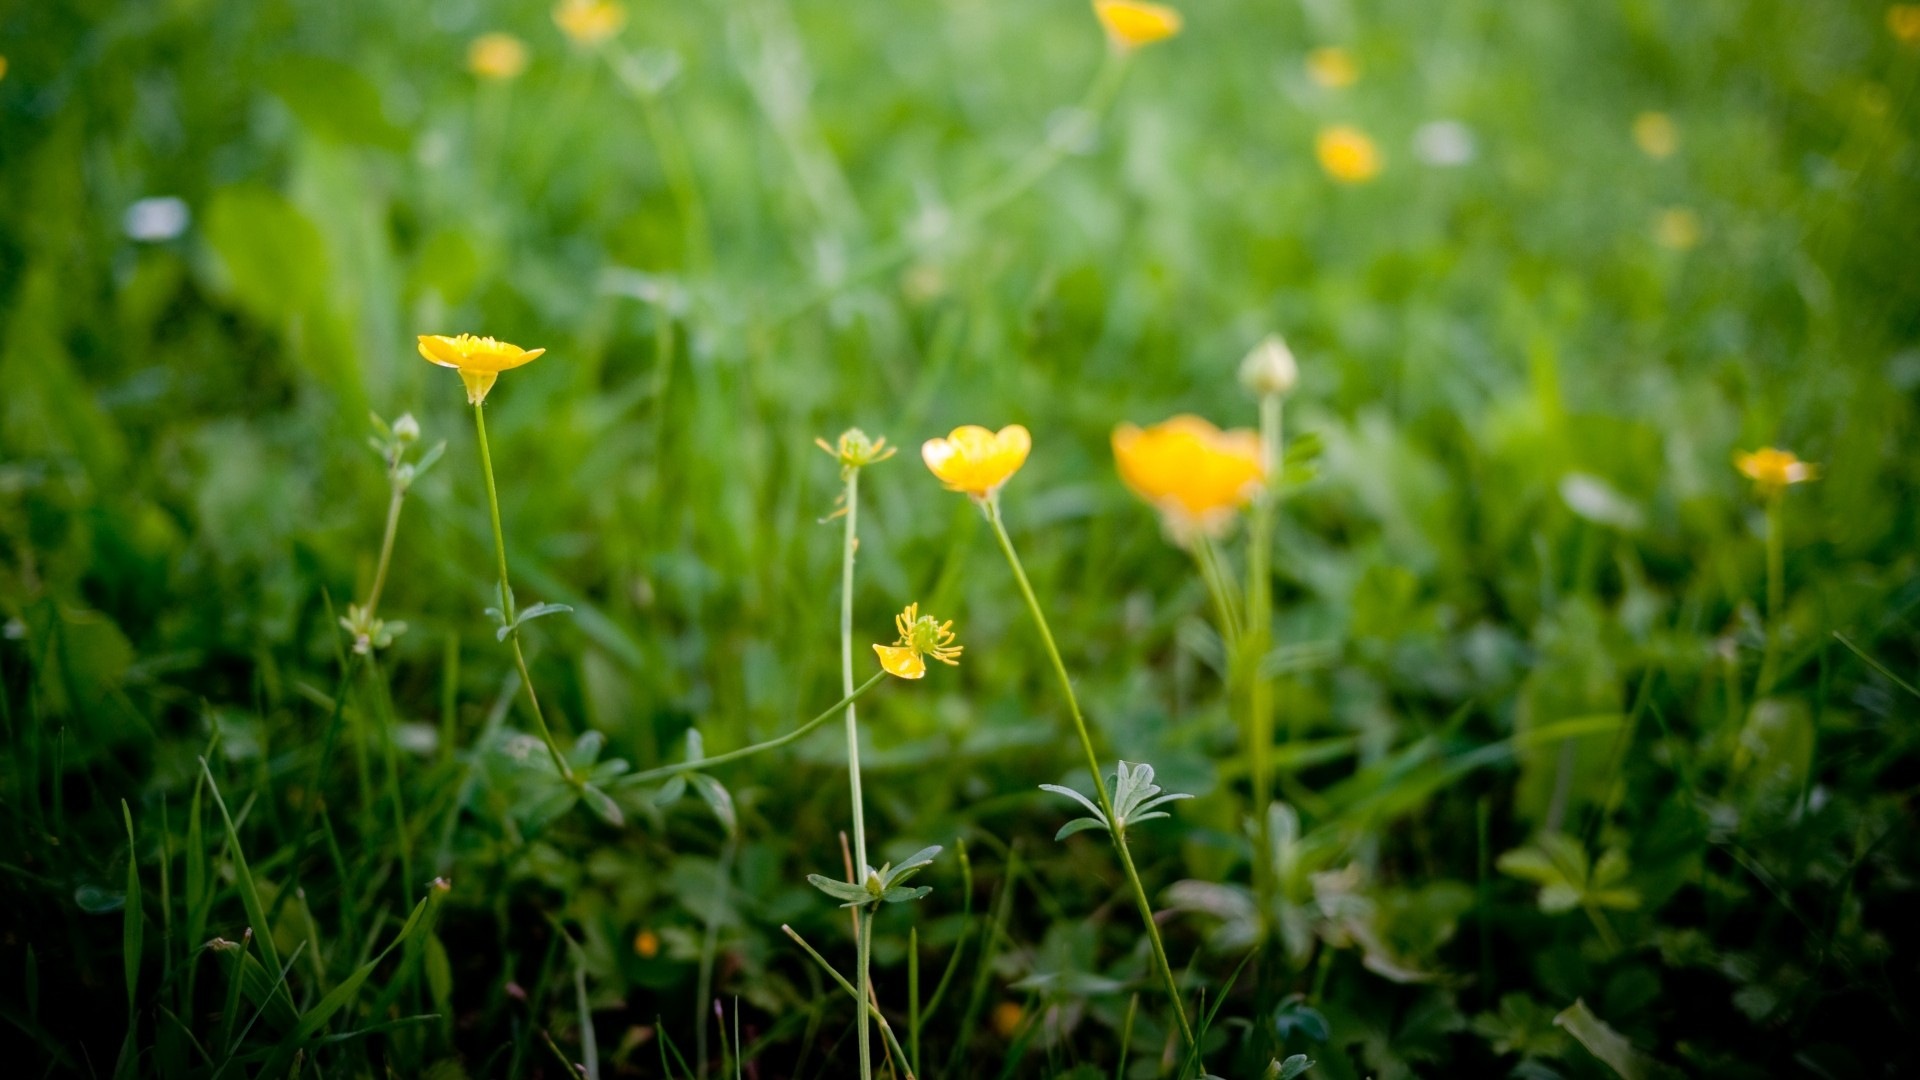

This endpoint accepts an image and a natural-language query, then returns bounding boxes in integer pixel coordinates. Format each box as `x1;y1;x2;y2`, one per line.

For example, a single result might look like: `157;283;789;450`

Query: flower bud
392;413;421;443
816;428;896;471
1239;334;1298;397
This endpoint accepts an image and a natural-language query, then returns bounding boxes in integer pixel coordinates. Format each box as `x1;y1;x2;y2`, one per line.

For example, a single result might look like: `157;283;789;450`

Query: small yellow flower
1654;207;1702;251
554;0;626;46
1316;125;1381;183
469;33;530;81
1890;5;1920;44
633;928;661;959
1633;111;1678;159
991;1001;1025;1039
1093;0;1183;52
1306;46;1358;89
1735;448;1818;497
418;333;547;405
873;603;962;680
0;56;9;82
922;425;1031;500
1113;416;1265;542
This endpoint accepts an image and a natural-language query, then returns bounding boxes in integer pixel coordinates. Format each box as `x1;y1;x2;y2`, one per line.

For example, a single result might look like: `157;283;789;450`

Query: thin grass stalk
837;464;875;1080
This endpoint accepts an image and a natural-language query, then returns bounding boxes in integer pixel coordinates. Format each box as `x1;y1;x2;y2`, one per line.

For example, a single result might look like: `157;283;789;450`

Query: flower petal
873;644;926;680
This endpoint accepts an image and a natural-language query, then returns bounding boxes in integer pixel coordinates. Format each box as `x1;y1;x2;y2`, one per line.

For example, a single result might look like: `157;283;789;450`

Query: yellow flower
1735;448;1818;497
922;425;1031;500
1633;111;1678;159
469;33;529;80
554;0;626;46
1316;125;1381;183
1093;0;1183;52
0;56;8;82
633;928;661;959
991;1001;1025;1039
418;333;547;405
872;603;962;680
1306;46;1358;89
1891;5;1920;44
1654;207;1702;251
1112;416;1265;541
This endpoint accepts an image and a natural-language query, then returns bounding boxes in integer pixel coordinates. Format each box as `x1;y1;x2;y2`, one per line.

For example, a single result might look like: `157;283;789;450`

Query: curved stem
472;403;571;780
620;670;888;787
984;498;1195;1054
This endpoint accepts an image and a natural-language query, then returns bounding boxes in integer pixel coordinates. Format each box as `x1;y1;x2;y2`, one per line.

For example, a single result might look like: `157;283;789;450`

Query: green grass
2;0;1919;1076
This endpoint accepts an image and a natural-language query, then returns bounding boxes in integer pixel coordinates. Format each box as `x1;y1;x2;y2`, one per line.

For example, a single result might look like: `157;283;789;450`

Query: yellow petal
873;645;926;680
1094;0;1183;51
418;334;467;369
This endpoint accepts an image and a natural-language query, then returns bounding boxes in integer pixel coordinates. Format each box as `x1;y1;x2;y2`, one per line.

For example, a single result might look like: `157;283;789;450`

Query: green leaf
805;875;869;904
120;801;143;1008
199;760;283;982
882;885;932;904
202;185;327;323
580;783;625;828
1274;1054;1315;1080
265;56;409;150
1553;999;1660;1080
687;772;736;836
1055;817;1108;841
210;938;299;1032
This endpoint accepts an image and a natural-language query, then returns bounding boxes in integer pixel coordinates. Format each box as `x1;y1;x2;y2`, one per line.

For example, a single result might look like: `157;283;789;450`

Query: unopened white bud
392;413;421;443
1239;334;1298;397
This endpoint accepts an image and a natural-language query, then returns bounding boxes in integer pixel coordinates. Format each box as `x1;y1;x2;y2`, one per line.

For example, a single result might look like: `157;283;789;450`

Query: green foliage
2;0;1918;1076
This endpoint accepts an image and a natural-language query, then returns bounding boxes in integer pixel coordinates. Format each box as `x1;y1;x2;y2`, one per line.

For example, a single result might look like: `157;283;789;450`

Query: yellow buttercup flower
922;425;1031;500
872;603;962;680
1113;416;1265;542
1316;125;1381;183
554;0;626;46
1093;0;1183;52
1735;448;1818;497
469;33;529;80
1890;5;1920;44
0;56;9;82
1306;46;1358;89
1633;111;1678;159
418;334;547;405
633;928;661;959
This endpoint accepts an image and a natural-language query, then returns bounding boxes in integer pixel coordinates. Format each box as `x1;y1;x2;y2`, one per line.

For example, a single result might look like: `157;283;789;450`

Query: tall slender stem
619;671;887;786
1759;489;1785;696
984;498;1195;1053
1246;393;1283;926
839;466;873;1080
363;487;405;619
472;403;571;781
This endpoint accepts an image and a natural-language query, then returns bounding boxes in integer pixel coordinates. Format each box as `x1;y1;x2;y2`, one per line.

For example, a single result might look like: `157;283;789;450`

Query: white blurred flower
1559;472;1644;531
1413;120;1476;167
123;196;190;242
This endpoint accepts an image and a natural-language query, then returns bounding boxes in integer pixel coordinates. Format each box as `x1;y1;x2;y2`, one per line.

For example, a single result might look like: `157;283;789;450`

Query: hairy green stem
620;671;887;787
984;497;1195;1054
838;466;875;1080
472;402;573;781
1246;393;1282;933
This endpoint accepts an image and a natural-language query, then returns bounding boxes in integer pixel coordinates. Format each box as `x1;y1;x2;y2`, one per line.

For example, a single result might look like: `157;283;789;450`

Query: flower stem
1193;536;1241;649
620;671;888;786
1758;489;1785;696
1246;393;1283;932
363;486;405;620
984;498;1195;1054
840;466;874;1080
472;402;572;781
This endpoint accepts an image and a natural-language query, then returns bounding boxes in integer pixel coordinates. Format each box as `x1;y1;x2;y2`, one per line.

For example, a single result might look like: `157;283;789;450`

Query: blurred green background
3;0;1918;1076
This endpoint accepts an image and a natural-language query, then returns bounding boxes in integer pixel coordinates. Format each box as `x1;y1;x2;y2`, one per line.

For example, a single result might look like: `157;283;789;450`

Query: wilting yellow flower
469;33;529;80
633;928;661;959
1316;125;1381;183
1654;207;1702;251
1306;46;1358;88
1890;5;1920;44
418;333;547;405
1633;111;1678;158
554;0;626;46
873;603;962;680
922;425;1031;500
1093;0;1183;52
1113;416;1265;541
1735;448;1818;496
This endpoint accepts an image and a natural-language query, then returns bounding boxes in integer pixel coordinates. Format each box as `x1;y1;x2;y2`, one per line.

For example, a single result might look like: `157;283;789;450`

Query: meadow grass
2;0;1918;1076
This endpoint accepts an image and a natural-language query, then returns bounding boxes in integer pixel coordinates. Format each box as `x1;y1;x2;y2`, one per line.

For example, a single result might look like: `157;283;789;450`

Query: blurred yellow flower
1735;447;1818;496
1654;207;1702;251
872;603;962;680
0;56;8;82
1633;111;1678;158
1113;416;1265;541
1890;5;1920;44
418;333;547;405
554;0;626;46
991;1001;1025;1039
1093;0;1183;52
633;928;660;959
1306;46;1358;88
922;424;1031;500
469;33;530;80
1316;125;1381;183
